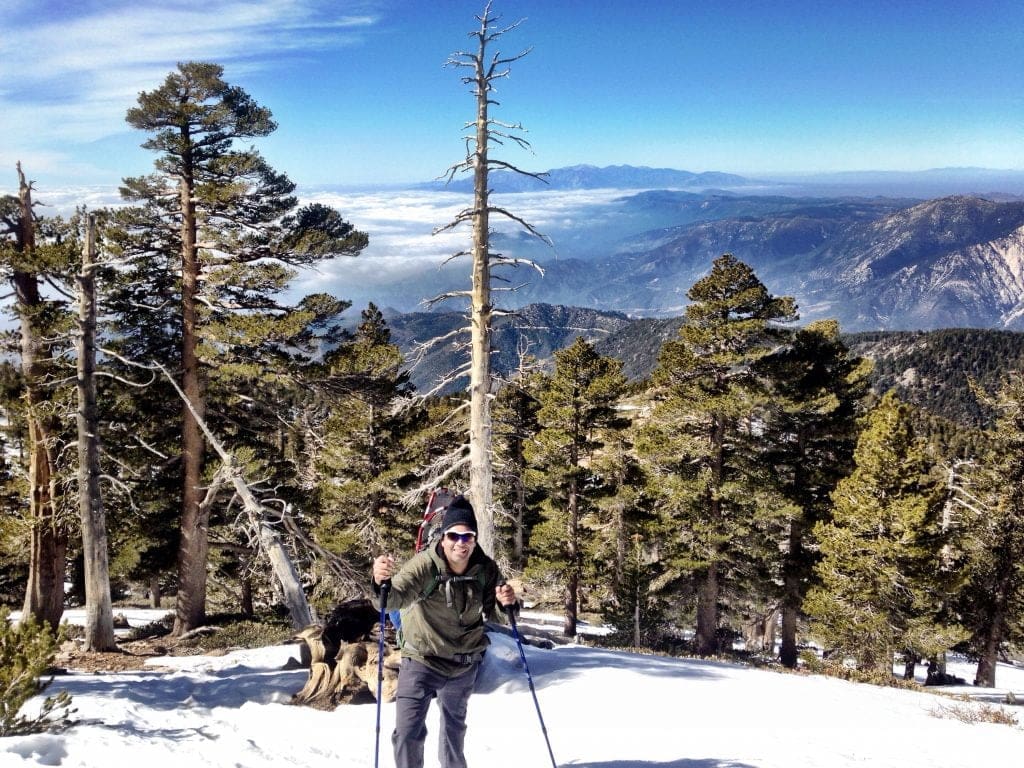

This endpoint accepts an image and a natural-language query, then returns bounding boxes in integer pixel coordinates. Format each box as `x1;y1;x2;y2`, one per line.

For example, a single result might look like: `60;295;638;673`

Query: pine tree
525;337;627;637
307;304;418;600
756;319;871;667
602;533;664;647
637;254;797;655
956;372;1024;686
492;353;542;568
0;166;78;628
111;62;367;634
804;392;952;673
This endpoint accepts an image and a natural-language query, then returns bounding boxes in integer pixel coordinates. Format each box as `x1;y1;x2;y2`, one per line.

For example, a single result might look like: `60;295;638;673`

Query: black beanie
442;495;477;533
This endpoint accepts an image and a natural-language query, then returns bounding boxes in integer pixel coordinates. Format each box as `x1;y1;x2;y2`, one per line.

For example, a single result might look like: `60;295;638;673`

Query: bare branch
490;255;546;277
408;325;469;356
400;451;471;509
441;249;472;266
433;207;479;235
486;205;553;245
422;289;472;309
133;434;171;461
44;275;76;301
94;370;159;387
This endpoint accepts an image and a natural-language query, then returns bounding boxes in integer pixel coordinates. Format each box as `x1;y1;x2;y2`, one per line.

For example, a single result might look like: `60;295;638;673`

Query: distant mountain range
419;164;757;193
319;162;1024;346
417;163;1024;197
532;192;1024;331
445;192;1024;332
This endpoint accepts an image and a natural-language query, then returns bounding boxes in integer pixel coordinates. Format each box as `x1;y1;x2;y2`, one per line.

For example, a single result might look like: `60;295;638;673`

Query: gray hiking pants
392;657;481;768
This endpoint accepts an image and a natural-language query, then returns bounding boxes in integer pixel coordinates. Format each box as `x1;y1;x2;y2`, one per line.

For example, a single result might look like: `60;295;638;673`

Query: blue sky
2;0;1022;190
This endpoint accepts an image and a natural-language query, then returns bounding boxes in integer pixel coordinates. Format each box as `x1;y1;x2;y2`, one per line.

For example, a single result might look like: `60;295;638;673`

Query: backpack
415;487;457;553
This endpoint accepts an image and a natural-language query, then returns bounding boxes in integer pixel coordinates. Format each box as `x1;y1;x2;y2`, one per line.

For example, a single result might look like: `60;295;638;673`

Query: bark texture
16;164;66;629
76;215;117;651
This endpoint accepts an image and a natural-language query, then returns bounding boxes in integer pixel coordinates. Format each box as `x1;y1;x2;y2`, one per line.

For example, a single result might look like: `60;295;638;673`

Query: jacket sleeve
483;561;510;624
373;551;433;611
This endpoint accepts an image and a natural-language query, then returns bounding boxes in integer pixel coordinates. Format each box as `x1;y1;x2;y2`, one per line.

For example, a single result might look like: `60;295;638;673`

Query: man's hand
373;554;395;586
496;582;517;607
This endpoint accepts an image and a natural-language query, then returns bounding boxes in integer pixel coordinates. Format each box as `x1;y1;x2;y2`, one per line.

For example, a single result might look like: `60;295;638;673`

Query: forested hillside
395;303;1024;436
845;329;1024;426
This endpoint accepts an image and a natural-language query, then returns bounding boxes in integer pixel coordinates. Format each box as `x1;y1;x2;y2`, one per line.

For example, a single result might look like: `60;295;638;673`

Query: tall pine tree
525;337;627;637
804;392;951;673
756;319;871;667
637;254;797;655
112;62;366;634
957;372;1024;686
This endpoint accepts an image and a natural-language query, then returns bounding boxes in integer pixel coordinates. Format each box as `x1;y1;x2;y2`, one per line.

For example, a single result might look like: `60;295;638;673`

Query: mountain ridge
420;163;758;193
516;194;1024;331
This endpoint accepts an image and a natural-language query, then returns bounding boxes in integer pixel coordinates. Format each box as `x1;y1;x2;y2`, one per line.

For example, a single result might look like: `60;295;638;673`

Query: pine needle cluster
0;611;74;736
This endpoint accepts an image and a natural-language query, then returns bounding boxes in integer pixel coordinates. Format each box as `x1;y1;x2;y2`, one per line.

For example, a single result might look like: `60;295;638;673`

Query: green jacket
378;544;505;676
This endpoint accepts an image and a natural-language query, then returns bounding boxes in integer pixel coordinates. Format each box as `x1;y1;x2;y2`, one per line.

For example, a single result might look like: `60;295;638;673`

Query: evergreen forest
1;54;1023;694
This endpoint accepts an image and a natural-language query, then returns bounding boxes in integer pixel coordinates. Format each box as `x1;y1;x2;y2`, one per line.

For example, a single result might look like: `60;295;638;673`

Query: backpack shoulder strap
418;559;443;601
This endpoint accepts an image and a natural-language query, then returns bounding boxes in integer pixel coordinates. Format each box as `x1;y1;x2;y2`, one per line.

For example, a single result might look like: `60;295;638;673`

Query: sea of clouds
35;184;635;314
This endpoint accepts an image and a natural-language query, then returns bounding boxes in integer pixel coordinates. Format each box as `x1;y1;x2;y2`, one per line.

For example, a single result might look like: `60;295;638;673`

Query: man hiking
372;495;517;768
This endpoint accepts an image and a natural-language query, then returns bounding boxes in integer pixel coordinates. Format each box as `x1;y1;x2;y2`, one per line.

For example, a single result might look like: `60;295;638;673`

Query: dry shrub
930;701;1019;727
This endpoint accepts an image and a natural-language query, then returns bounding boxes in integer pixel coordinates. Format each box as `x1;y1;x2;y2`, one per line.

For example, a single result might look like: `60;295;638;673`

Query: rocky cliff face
809;197;1024;329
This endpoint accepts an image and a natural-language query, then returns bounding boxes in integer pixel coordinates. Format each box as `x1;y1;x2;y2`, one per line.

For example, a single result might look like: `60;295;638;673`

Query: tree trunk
76;215;117;651
468;51;495;559
780;517;804;668
974;576;1009;687
253;513;313;628
241;577;254;618
903;655;916;681
695;418;726;656
174;171;209;636
758;609;779;653
149;576;162;609
15;164;65;629
740;609;777;654
563;475;579;638
512;435;526;569
695;562;719;656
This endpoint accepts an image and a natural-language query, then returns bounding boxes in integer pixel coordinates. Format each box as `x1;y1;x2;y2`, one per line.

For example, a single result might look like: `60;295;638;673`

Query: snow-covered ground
3;608;1023;767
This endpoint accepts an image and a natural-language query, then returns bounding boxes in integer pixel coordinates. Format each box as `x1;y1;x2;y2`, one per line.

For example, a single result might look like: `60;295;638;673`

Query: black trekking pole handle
374;579;391;768
499;581;558;768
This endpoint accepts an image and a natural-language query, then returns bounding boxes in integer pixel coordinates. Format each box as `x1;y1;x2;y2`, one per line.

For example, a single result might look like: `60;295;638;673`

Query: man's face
441;525;477;570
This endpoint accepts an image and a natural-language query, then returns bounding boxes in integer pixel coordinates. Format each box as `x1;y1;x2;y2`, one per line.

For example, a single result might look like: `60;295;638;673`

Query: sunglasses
445;531;477;544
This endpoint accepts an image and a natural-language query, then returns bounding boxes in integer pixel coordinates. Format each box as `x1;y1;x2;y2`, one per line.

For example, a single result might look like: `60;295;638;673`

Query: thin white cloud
2;1;381;166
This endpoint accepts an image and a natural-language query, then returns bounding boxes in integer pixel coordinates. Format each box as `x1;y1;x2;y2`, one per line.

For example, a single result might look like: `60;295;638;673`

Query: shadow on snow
568;759;760;768
49;665;307;711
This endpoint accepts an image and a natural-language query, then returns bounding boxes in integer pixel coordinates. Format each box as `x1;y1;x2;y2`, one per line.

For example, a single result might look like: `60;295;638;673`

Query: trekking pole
502;590;558;768
374;579;391;768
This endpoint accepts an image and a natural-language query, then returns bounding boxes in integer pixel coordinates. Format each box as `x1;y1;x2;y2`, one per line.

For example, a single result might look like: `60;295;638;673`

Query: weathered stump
292;599;400;709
